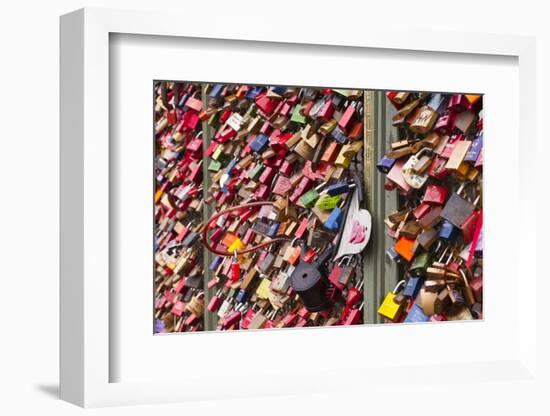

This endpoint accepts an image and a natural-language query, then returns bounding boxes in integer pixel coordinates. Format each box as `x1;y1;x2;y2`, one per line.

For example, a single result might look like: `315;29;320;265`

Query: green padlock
300;189;320;208
409;251;432;276
315;194;341;210
291;105;306;124
248;163;264;181
208;160;222;172
211;145;224;161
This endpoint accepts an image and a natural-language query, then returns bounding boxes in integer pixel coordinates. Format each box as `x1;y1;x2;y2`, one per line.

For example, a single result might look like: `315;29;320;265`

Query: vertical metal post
201;85;217;331
380;92;400;322
363;90;400;324
363;90;377;324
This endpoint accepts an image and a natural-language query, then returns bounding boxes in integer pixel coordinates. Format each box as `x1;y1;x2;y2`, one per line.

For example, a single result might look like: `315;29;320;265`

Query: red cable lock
201;201;292;256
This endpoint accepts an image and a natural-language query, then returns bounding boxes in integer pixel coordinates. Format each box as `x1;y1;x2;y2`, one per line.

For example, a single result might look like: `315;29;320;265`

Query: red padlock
461;210;480;244
428;156;450;180
412;202;431;220
240;308;257;329
223;310;242;329
255;94;276;115
328;260;345;291
423;185;448;206
346;286;362;307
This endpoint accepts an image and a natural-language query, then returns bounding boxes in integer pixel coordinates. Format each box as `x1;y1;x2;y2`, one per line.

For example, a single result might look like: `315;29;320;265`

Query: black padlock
290;240;335;312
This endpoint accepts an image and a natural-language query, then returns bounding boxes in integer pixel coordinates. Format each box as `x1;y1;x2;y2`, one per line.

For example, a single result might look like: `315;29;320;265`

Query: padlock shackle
415;146;433;159
393;280;406;294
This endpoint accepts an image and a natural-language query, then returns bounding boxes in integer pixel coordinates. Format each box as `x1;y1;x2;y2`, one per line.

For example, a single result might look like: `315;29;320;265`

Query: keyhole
302;273;308;279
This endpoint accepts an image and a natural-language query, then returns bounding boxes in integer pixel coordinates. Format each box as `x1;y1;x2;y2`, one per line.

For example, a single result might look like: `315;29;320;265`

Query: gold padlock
294;139;314;160
185;294;204;317
335;145;353;168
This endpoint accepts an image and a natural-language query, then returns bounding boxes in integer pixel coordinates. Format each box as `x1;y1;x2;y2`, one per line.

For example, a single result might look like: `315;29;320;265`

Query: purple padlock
376;155;396;174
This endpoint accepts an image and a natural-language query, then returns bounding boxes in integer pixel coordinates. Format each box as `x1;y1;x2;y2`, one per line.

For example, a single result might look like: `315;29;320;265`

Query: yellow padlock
154;189;163;204
227;238;245;254
378;280;406;321
256;278;272;299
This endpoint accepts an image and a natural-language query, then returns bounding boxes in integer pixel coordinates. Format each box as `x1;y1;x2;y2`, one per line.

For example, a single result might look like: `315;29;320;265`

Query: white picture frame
60;7;540;408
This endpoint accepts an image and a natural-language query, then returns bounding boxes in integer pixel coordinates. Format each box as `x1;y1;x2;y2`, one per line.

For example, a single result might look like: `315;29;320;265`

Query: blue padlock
326;182;350;196
267;223;280;238
323;207;343;231
178;92;190;108
235;288;248;304
245;86;264;100
331;126;348;144
427;93;448;113
209;84;224;98
376;155;396;174
249;134;269;153
271;86;287;96
385;247;405;264
464;133;483;162
209;255;224;272
403;276;424;298
404;303;430;323
439;220;458;242
224;158;238;176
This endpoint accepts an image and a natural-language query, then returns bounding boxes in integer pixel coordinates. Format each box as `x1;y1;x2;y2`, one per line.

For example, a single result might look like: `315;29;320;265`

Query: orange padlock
394;237;416;262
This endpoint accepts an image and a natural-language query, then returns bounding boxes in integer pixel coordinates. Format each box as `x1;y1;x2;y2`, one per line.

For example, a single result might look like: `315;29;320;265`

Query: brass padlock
294;138;314;160
409;105;439;134
185;294;205;317
335;144;353;168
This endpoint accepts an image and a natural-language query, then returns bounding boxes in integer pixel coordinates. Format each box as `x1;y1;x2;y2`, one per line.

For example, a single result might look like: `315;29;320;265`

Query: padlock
446;140;471;170
290;241;335;312
409;252;432;276
460;208;481;244
315;194;342;210
417;228;439;250
404;303;430;323
229;250;241;281
401;148;432;189
323;204;345;232
378;280;406;321
300;189;320;208
439;220;459;242
423;185;448;206
394;237;416;262
440;184;478;228
409;106;439;134
208;289;224;312
399;220;422;240
454;110;477;134
326;181;352;196
341;302;363;326
235;288;248;304
403;275;424;298
377;155;396;174
346;279;363;307
338;256;357;286
385;246;405;264
326;259;344;291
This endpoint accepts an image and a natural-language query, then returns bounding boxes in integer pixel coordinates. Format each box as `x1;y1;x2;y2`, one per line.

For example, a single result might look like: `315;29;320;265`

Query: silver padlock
402;147;432;189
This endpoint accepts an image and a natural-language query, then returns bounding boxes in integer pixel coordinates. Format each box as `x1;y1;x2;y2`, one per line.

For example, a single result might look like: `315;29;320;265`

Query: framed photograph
60;7;539;408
